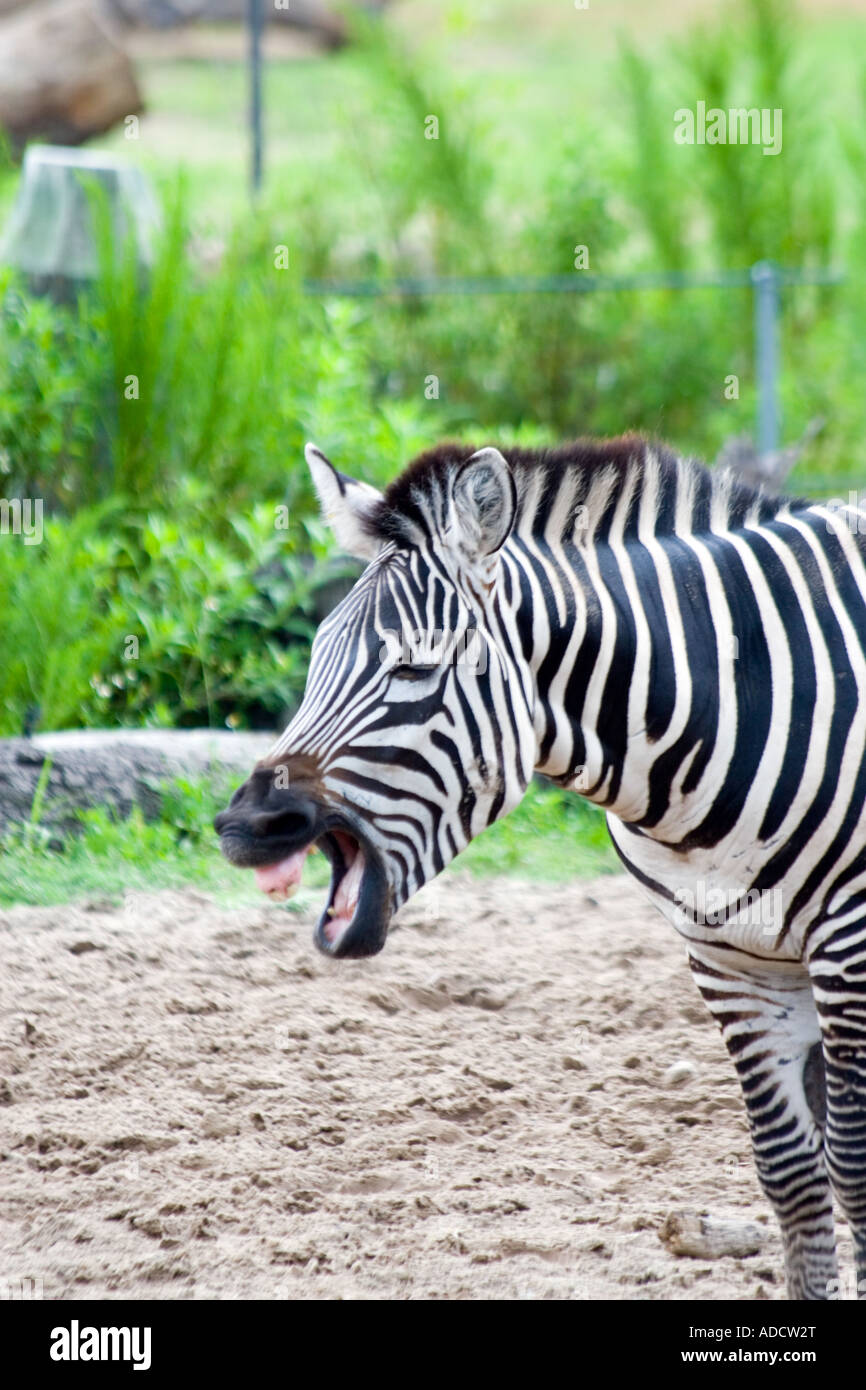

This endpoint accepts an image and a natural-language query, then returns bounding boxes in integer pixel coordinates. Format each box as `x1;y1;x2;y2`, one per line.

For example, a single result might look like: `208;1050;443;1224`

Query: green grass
0;805;276;908
0;775;277;908
0;775;619;909
457;779;619;880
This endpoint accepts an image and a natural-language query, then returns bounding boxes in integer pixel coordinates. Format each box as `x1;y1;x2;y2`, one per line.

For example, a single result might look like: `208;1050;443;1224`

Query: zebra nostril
250;806;316;842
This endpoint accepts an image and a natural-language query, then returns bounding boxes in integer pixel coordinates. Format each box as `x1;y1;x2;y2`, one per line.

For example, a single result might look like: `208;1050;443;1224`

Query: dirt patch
0;873;853;1299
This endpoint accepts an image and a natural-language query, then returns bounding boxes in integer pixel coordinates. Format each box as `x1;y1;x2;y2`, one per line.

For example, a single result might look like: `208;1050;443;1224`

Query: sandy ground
0;871;855;1301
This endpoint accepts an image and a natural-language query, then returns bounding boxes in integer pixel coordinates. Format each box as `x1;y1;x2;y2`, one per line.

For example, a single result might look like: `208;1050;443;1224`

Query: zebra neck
502;461;777;831
506;533;687;822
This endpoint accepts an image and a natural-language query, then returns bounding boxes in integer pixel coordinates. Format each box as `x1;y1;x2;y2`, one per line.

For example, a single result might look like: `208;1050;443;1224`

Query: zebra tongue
254;848;310;902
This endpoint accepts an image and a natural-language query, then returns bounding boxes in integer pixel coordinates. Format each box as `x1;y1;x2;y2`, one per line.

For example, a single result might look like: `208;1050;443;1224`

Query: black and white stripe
262;436;866;1299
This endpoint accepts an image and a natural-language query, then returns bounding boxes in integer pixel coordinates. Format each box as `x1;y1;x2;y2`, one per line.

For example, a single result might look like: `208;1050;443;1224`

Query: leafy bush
0;241;437;734
0;277;99;506
0;496;364;735
0;0;862;738
89;502;358;729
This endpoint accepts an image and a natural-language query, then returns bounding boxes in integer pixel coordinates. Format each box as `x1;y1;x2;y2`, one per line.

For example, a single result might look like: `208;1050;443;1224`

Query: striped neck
499;445;802;832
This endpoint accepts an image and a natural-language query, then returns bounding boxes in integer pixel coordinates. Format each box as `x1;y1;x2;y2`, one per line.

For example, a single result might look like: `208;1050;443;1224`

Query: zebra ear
305;443;383;561
450;447;516;562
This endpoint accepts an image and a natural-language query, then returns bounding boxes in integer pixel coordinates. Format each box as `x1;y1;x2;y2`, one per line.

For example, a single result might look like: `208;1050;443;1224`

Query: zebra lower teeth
267;883;298;903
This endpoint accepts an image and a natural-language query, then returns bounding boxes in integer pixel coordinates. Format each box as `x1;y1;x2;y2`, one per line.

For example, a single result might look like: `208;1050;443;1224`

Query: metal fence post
751;260;780;459
248;0;264;195
301;262;843;469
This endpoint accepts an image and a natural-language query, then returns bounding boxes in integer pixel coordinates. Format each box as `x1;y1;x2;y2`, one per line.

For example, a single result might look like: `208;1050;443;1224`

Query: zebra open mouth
214;777;392;958
250;825;390;959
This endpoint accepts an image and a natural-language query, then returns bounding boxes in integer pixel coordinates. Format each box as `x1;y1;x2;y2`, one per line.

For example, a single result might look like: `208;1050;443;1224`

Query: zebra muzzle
216;788;391;959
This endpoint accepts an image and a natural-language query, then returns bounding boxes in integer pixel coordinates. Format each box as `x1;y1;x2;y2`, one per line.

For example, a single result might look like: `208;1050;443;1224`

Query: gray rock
0;1;142;153
0;729;274;837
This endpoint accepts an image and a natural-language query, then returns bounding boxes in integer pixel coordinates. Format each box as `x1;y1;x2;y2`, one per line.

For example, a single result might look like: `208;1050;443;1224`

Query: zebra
215;435;866;1300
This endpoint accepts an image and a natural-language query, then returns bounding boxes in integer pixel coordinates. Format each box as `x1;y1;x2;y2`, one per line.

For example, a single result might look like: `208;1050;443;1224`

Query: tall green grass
0;503;125;732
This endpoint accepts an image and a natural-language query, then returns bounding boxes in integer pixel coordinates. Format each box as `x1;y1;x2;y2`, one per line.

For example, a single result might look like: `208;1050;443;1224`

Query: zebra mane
360;435;798;549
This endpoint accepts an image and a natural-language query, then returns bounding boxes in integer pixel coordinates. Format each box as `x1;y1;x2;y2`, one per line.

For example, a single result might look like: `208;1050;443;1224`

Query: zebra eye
390;663;439;681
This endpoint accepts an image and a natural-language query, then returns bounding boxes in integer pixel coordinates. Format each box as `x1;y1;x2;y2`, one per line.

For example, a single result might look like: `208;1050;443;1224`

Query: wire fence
305;261;844;465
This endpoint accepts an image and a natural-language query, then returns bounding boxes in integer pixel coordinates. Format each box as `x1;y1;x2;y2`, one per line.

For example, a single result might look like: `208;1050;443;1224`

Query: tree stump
0;144;159;298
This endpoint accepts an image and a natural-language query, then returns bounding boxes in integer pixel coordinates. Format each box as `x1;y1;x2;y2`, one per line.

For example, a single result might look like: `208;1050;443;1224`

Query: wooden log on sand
659;1210;767;1260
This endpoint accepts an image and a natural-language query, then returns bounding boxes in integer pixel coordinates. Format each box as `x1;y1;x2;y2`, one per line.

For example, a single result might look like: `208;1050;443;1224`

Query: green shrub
0;276;100;507
0;504;124;735
88;500;357;729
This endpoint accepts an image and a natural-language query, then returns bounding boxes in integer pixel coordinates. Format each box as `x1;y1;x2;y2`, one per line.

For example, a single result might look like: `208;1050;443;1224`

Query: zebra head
215;442;537;959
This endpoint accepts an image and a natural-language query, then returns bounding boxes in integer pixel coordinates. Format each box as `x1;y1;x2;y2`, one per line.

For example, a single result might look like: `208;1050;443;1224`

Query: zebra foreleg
688;951;838;1299
808;937;866;1299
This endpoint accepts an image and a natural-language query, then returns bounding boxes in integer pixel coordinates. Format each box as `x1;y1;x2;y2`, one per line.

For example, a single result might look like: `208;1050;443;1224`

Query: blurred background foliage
0;0;863;736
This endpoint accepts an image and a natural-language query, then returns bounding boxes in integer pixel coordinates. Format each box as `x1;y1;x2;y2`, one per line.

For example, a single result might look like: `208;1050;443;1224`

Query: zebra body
216;436;866;1299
